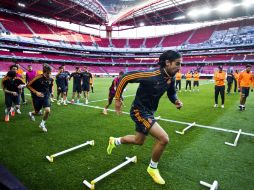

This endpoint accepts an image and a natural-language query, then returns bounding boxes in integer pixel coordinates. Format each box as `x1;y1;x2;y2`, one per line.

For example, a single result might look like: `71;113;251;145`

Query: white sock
61;98;63;102
41;120;45;125
5;108;9;114
64;100;66;104
149;159;158;169
115;138;121;146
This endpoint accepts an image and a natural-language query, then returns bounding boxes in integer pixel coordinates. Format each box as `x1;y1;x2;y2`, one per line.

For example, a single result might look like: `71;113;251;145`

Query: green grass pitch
0;78;254;190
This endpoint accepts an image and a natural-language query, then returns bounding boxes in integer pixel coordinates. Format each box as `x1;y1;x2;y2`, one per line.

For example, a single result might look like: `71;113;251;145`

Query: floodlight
173;15;186;20
139;22;145;27
18;2;26;7
187;9;199;18
242;0;254;7
200;7;211;15
216;2;234;13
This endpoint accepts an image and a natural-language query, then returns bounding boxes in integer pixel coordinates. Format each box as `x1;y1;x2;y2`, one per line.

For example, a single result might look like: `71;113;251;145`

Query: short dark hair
76;66;79;70
158;50;181;68
10;65;18;70
119;71;124;75
218;65;223;70
43;64;52;73
246;64;252;68
7;70;17;78
59;66;63;69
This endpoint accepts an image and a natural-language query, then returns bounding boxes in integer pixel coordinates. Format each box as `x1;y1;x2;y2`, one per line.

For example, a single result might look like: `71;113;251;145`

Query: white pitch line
73;102;254;137
89;94;135;103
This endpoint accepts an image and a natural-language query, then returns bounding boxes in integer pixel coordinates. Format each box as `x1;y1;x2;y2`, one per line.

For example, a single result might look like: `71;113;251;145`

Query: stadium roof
0;0;253;27
0;0;108;25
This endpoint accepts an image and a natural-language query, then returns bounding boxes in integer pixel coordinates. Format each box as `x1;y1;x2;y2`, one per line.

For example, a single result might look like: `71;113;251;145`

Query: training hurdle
175;122;196;135
200;180;218;190
225;129;242;147
83;156;137;189
46;140;94;162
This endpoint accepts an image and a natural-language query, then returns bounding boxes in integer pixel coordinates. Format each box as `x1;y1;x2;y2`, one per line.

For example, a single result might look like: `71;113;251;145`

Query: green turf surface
0;78;254;190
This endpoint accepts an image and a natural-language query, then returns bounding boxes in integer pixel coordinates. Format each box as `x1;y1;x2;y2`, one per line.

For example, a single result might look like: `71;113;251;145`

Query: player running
27;64;54;132
107;50;183;185
2;71;25;122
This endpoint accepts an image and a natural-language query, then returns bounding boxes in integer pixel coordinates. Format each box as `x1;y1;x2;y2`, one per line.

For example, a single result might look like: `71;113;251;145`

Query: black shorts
241;87;250;97
57;86;68;93
130;106;156;136
32;96;51;112
5;93;20;108
73;84;81;93
193;81;199;87
82;83;90;92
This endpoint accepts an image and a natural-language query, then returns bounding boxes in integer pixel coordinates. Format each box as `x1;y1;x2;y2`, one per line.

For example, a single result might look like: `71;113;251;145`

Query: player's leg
39;97;51;132
85;91;89;104
29;96;42;122
71;91;76;104
21;88;26;104
103;93;113;114
234;79;237;93
14;94;21;114
179;80;181;92
63;86;67;105
77;87;81;103
221;86;225;108
147;122;168;185
4;93;12;122
214;86;219;107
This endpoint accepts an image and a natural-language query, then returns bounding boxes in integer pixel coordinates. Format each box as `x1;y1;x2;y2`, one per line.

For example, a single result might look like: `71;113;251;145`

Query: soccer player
185;71;192;92
26;65;37;83
15;63;26;104
238;64;253;111
81;66;93;104
214;65;226;108
2;71;25;122
103;71;124;115
70;67;82;104
107;50;183;185
233;70;240;93
27;64;54;132
193;70;200;92
62;65;71;98
56;66;68;105
90;72;94;93
175;70;182;92
226;70;234;94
